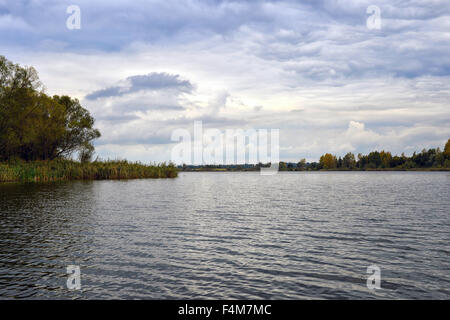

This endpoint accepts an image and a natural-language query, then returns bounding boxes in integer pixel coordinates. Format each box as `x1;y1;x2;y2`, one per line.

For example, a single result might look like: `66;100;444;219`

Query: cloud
2;0;450;162
85;72;193;100
0;14;30;30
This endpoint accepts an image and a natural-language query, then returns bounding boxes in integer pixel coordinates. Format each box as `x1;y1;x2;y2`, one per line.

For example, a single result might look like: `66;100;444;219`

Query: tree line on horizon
180;139;450;171
0;56;100;162
293;140;450;170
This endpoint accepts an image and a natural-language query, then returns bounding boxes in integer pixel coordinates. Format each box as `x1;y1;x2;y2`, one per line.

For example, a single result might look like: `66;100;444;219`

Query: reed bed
0;159;178;183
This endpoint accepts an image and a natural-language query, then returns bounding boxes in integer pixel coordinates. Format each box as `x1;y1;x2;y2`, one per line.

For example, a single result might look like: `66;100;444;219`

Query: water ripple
0;172;449;299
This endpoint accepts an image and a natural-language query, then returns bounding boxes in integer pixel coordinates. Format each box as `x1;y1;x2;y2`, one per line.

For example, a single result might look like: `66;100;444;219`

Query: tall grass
0;159;178;183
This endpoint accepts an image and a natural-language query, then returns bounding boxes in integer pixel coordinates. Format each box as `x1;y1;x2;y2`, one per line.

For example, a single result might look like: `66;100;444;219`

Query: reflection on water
0;172;449;299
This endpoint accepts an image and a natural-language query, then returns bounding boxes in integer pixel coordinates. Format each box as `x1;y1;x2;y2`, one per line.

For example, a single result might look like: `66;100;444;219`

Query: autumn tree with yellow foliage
319;153;337;169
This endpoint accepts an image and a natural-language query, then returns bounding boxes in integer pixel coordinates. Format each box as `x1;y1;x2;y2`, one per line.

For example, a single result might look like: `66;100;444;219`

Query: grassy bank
0;159;178;183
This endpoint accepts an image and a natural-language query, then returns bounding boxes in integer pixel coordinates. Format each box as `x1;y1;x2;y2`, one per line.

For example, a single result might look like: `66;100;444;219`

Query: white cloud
0;14;30;30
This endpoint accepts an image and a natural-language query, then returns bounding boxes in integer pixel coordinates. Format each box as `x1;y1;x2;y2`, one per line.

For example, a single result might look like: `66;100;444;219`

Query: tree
78;143;95;163
279;161;287;170
0;56;42;159
380;151;392;168
297;158;306;170
18;93;67;160
319;153;337;169
444;139;450;159
357;153;366;169
0;56;100;161
337;156;343;168
52;95;101;159
444;139;450;168
434;147;443;167
343;152;356;169
367;151;382;168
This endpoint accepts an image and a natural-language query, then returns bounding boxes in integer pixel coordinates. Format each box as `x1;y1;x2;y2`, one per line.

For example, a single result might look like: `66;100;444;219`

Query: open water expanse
0;172;449;299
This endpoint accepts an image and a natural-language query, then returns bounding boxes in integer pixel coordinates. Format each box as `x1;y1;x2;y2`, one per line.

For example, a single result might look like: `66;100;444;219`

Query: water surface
0;172;449;299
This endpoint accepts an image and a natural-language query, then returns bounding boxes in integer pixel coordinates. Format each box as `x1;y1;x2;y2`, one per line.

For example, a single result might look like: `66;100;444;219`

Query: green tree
342;152;356;169
380;151;392;168
78;143;95;163
0;56;42;159
337;156;343;168
52;95;100;159
357;153;367;169
434;147;444;167
297;158;306;170
0;56;100;161
367;151;382;168
19;93;67;160
444;139;450;168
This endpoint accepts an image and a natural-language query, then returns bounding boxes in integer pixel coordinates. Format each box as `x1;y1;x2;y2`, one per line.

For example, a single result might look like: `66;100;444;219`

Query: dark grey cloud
3;1;450;80
85;72;193;100
0;0;277;51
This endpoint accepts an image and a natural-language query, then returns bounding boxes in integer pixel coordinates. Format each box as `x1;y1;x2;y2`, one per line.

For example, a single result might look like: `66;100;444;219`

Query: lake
0;172;449;299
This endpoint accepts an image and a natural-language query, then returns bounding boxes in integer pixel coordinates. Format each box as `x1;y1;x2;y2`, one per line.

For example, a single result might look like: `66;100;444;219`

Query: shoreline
180;168;450;172
0;160;178;183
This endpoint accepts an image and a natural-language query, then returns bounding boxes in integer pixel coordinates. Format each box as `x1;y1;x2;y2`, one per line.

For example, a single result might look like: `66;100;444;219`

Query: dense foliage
314;140;450;170
0;56;178;182
0;56;100;161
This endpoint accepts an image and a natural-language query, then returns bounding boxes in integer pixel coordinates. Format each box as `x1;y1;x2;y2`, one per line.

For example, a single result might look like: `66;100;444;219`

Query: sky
1;0;450;163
